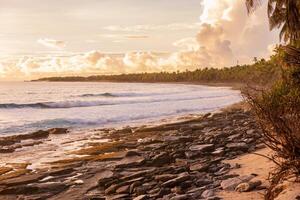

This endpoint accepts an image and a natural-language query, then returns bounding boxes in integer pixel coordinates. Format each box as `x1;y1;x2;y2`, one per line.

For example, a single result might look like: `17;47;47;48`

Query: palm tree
246;0;300;47
244;3;300;199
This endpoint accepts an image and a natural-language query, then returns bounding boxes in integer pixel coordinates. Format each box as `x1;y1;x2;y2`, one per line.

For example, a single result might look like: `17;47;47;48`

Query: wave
75;92;167;98
77;92;117;98
0;93;237;110
0;102;235;135
74;89;205;98
0;101;113;109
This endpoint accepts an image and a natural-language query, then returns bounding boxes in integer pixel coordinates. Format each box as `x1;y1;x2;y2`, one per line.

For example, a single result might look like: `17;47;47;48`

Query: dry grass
244;76;300;199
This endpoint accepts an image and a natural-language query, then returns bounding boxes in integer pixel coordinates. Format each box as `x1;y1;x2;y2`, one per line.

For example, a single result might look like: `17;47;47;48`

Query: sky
0;0;279;81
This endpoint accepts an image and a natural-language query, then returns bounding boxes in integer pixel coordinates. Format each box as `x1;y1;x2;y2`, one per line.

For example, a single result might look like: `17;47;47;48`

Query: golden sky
0;0;278;81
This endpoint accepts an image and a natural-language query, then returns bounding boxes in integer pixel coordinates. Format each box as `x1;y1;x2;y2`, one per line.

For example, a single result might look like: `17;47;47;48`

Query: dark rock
201;189;214;198
0;139;18;146
105;184;118;195
246;129;255;135
130;181;142;193
95;170;114;186
116;185;130;194
116;156;145;168
155;174;177;182
220;175;255;191
125;150;141;157
161;173;190;187
20;130;49;140
189;144;214;152
48;128;69;135
171;186;183;194
21;140;43;147
0;173;47;186
0;185;39;195
148;187;160;195
195;179;213;187
226;142;249;151
135;185;153;195
106;194;129;200
0;148;15;153
189;162;210;172
187;187;205;198
227;133;242;141
119;169;154;182
32;182;68;193
235;180;262;192
211;148;225;156
133;195;148;200
48;167;74;176
151;152;172;166
169;194;190;200
184;151;200;159
49;171;115;200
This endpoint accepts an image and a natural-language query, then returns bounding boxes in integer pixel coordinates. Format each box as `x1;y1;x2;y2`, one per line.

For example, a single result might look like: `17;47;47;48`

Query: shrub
244;48;300;199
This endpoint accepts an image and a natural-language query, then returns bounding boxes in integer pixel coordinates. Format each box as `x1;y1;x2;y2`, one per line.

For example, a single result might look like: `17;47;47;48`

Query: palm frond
246;0;262;13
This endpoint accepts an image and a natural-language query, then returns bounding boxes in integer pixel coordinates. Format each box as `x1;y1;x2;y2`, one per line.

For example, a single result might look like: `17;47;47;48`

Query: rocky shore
0;107;286;200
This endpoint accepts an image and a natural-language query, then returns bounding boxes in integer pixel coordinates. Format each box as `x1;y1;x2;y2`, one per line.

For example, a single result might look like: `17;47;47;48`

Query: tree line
35;58;281;87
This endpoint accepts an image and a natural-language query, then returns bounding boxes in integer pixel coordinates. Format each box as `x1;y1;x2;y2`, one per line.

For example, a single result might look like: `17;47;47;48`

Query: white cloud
173;37;199;51
197;0;278;64
37;38;66;50
103;23;201;32
0;0;278;80
99;34;149;39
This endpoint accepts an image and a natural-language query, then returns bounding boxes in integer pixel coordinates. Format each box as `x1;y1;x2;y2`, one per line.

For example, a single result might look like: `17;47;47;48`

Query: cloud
125;35;149;39
99;34;149;39
197;0;278;64
173;37;199;51
103;23;201;32
37;38;66;50
0;0;278;80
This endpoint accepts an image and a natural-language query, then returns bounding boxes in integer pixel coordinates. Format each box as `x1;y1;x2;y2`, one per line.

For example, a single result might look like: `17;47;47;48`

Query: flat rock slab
189;162;210;172
189;144;214;152
226;142;249;151
221;175;255;191
133;195;148;200
49;170;114;200
151;152;172;166
97;170;115;185
116;156;145;168
161;173;190;187
0;173;47;186
47;167;74;176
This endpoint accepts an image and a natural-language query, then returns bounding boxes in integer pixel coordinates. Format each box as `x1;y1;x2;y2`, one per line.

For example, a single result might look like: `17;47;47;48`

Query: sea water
0;82;242;135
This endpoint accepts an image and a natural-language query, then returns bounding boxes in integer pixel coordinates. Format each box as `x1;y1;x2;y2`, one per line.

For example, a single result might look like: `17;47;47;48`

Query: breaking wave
0;94;233;109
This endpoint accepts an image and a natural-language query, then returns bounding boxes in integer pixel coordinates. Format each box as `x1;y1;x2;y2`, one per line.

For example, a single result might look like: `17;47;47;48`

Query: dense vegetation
245;1;300;199
35;58;281;87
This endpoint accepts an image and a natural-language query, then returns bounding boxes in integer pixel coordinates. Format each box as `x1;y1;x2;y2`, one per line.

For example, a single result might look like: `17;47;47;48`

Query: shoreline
0;102;275;199
0;101;297;199
31;80;245;91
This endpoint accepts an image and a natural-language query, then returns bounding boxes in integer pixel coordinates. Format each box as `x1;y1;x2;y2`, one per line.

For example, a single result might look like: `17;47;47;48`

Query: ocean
0;82;242;135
